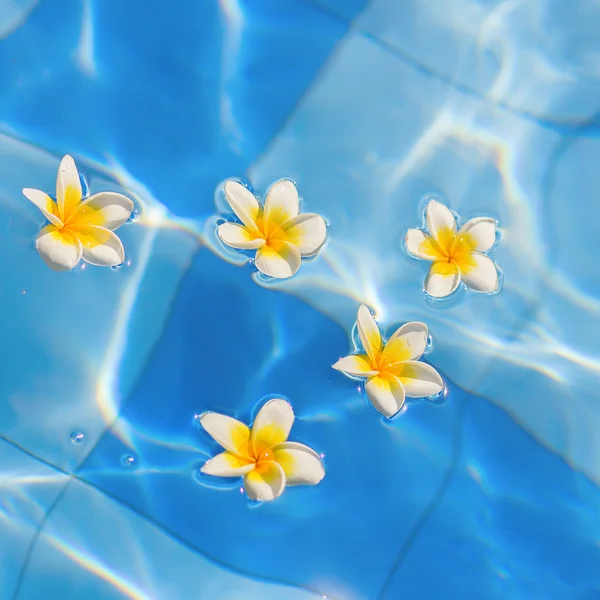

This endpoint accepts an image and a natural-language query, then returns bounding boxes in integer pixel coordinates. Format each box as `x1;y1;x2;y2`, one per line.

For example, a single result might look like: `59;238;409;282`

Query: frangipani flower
332;305;444;418
404;199;500;299
200;398;325;501
216;179;327;279
23;155;134;271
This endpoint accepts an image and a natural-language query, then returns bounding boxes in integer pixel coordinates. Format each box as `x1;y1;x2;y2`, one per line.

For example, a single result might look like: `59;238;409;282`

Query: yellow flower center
248;213;289;248
418;226;477;273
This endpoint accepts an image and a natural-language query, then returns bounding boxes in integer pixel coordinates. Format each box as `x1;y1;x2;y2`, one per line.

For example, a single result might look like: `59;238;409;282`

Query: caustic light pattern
23;155;135;271
216;179;327;279
333;305;444;418
404;199;500;299
200;398;325;502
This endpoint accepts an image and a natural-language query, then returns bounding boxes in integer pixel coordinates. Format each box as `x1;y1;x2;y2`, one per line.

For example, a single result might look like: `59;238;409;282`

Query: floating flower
216;179;327;279
22;155;134;271
199;398;325;501
332;305;444;418
404;199;499;298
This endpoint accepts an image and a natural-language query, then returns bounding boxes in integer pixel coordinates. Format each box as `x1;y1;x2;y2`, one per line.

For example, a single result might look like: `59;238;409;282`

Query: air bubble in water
70;431;85;444
121;454;136;467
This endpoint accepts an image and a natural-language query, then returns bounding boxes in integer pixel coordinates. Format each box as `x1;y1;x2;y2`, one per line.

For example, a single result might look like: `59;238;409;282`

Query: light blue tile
357;0;600;122
0;438;68;598
16;479;324;600
0;135;197;470
0;0;346;218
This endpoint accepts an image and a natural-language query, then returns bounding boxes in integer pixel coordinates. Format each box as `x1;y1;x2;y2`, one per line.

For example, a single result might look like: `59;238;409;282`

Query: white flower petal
22;188;62;227
332;354;378;377
426;199;456;240
36;224;82;271
404;228;436;260
199;412;251;457
281;213;327;256
397;361;444;398
357;304;382;364
365;375;406;418
71;192;134;231
273;441;325;486
264;179;299;226
458;217;497;253
384;322;429;363
200;451;254;478
56;154;82;221
424;263;461;298
251;398;294;457
223;180;260;232
462;252;499;293
217;222;265;250
73;225;125;267
243;461;286;501
255;241;301;279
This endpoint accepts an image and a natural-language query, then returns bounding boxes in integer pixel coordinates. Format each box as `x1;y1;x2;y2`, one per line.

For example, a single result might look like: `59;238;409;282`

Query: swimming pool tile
0;0;346;218
76;249;462;600
472;131;600;483
379;394;600;599
356;0;600;123
0;438;68;598
248;31;560;435
0;135;197;471
15;478;323;600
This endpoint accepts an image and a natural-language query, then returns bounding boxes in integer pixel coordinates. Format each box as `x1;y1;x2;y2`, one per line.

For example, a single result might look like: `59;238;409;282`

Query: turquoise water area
1;0;600;598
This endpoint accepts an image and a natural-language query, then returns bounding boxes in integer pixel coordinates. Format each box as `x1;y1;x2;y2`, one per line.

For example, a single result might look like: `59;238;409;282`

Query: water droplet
424;334;433;355
127;209;138;223
121;453;136;467
70;431;85;444
21;290;26;295
111;264;123;271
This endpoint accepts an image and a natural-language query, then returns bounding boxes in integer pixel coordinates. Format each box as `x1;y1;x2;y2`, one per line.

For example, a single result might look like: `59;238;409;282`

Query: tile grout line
374;302;541;599
248;0;365;178
1;434;330;600
8;244;203;599
301;0;600;134
376;390;466;600
4;434;74;600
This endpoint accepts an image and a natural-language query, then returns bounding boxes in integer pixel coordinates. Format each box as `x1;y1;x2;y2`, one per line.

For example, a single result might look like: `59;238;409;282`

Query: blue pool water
1;1;600;598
